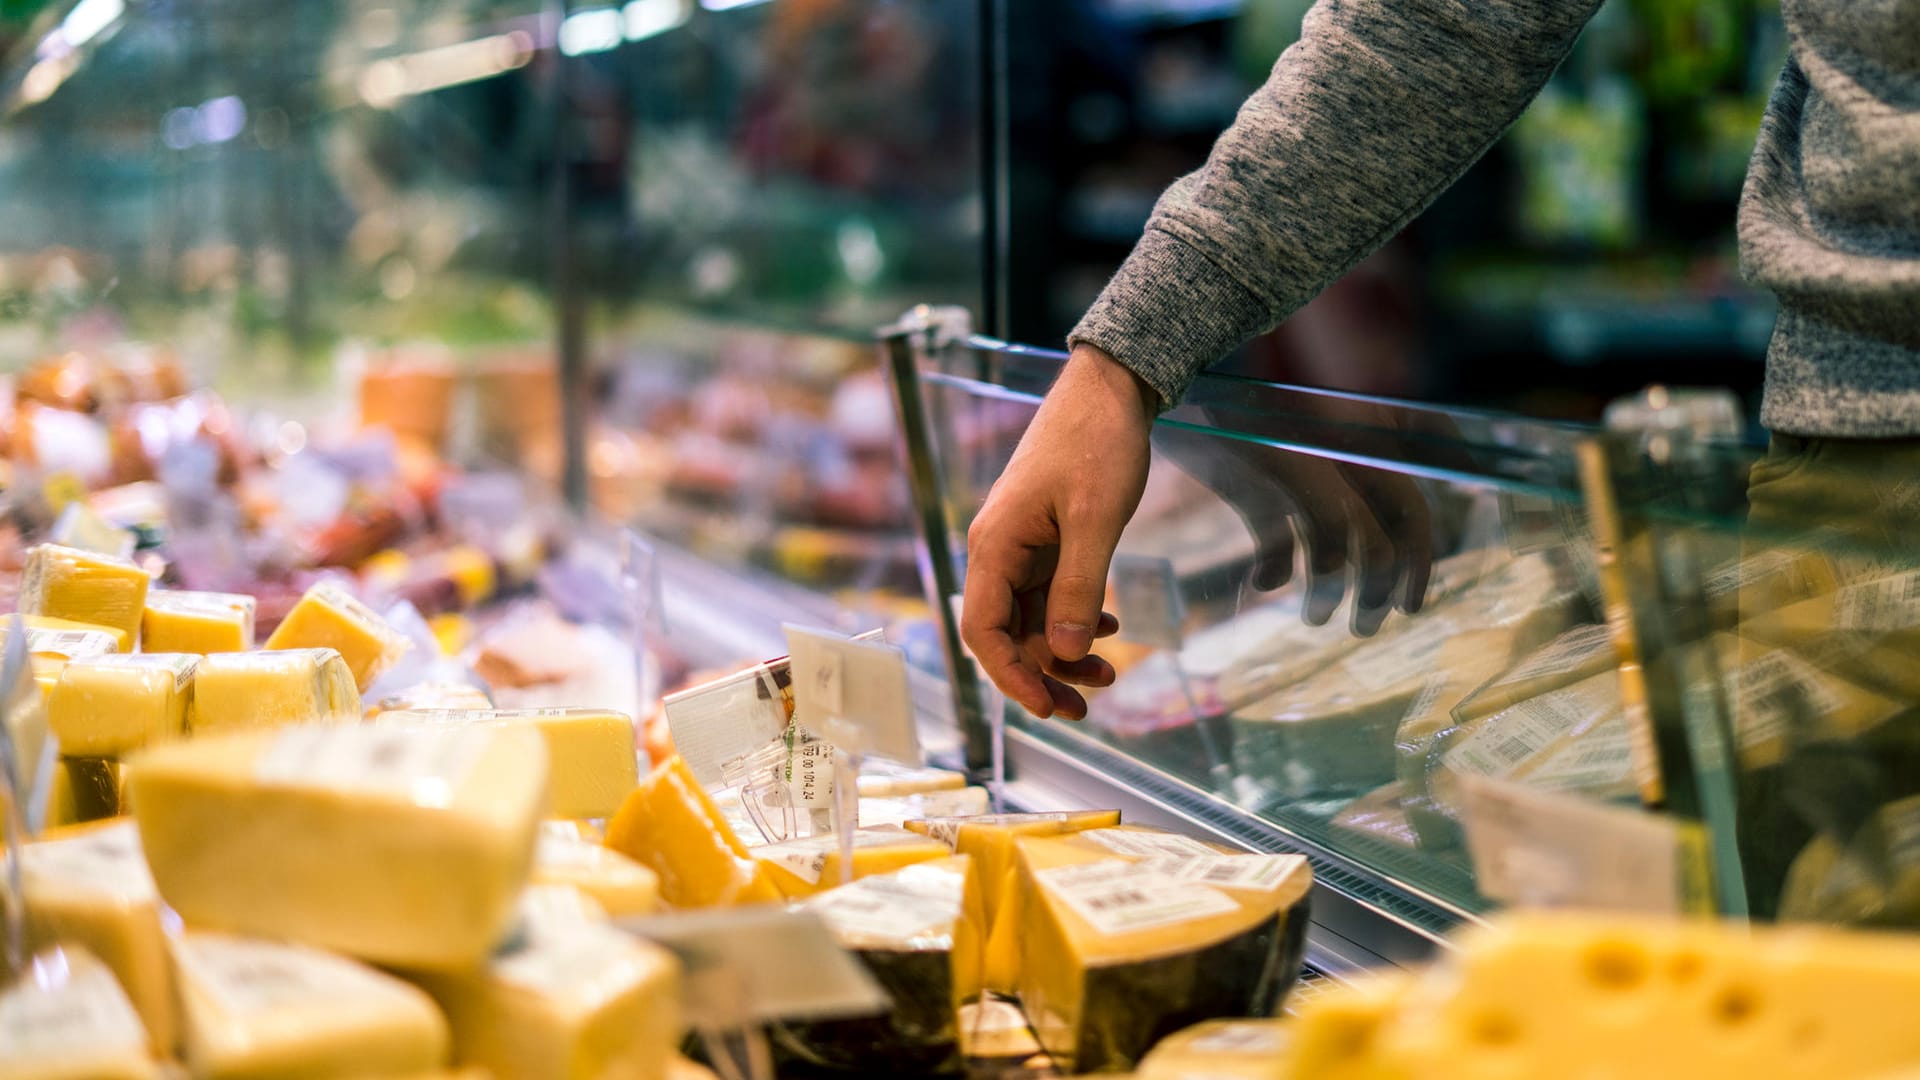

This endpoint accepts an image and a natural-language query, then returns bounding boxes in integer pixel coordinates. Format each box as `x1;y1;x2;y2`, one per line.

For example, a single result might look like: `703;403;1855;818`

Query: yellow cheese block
1320;913;1920;1080
1137;1017;1292;1080
0;945;161;1080
410;887;684;1080
48;654;197;757
263;581;410;691
20;543;152;644
604;755;782;909
21;820;177;1056
1007;830;1314;1073
749;827;951;900
140;591;256;654
172;932;449;1079
129;724;547;970
16;614;131;653
777;854;986;1072
533;828;662;917
1282;971;1411;1080
379;707;638;820
856;765;969;798
190;649;361;733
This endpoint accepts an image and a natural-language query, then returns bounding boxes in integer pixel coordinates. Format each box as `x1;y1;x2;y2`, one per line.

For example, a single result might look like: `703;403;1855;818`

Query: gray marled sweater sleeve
1071;0;1605;409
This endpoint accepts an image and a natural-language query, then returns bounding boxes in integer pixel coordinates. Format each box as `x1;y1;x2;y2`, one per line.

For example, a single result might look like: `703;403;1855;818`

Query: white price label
806;864;967;941
1134;853;1306;892
1833;570;1920;631
784;625;919;764
787;739;834;808
1460;774;1700;913
1079;827;1217;859
1037;859;1238;936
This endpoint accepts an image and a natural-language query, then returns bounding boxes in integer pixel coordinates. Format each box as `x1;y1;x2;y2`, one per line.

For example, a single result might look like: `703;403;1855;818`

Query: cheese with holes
1311;913;1920;1080
263;581;410;690
48;654;197;757
140;591;256;654
189;649;361;733
774;855;985;1073
1137;1017;1292;1080
0;946;160;1080
750;827;952;900
410;886;684;1080
1006;830;1313;1072
172;932;448;1078
604;755;781;908
22;821;176;1055
533;829;662;917
1282;971;1411;1080
20;544;152;644
379;707;638;819
129;724;546;969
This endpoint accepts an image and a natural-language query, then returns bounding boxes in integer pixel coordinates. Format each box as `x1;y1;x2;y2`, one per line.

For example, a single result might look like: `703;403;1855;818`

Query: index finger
961;532;1055;717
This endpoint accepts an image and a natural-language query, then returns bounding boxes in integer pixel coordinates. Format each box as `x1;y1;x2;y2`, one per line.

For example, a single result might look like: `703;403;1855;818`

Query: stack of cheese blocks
599;751;1316;1074
6;542;704;1080
1131;912;1920;1080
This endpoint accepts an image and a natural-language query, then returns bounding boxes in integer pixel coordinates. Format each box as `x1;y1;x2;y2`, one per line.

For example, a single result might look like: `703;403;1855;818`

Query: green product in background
1510;76;1646;249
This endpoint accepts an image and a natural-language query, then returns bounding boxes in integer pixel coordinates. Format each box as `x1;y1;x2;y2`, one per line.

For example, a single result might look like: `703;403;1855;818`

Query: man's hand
961;344;1154;719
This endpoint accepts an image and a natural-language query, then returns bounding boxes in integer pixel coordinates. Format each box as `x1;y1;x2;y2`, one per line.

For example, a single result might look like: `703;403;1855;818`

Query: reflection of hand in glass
1153;405;1440;636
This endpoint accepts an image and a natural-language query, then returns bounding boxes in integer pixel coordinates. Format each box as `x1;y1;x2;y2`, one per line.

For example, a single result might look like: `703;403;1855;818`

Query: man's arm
1072;0;1606;409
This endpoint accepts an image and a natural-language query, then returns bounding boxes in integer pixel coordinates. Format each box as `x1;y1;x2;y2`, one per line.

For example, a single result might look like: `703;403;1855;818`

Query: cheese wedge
958;998;1044;1060
21;821;176;1056
140;591;256;653
264;581;410;690
775;855;985;1072
172;932;449;1079
1007;831;1313;1072
189;649;361;733
750;827;952;900
379;707;638;819
1338;912;1920;1080
0;946;160;1080
856;765;969;798
129;724;547;969
20;543;152;644
533;829;662;917
604;755;781;909
48;654;196;757
410;886;684;1080
1137;1017;1291;1080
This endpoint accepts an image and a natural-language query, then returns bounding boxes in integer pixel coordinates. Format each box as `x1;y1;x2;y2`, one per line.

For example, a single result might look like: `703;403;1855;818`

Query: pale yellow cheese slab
189;649;360;733
48;654;197;757
379;707;638;819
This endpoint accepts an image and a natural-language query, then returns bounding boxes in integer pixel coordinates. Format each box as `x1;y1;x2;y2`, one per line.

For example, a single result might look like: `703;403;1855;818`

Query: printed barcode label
20;627;118;659
1730;649;1846;751
919;812;1067;849
1036;859;1238;935
1520;717;1635;794
750;828;929;884
786;739;833;808
1134;853;1305;892
1702;550;1793;599
1834;570;1920;631
1079;828;1217;859
1442;678;1613;778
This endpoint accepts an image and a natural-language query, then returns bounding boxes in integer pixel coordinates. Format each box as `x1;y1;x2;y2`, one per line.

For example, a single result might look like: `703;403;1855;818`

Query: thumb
1046;518;1122;663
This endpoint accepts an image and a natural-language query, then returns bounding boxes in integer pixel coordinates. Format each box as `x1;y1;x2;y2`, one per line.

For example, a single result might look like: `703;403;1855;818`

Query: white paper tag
1460;773;1693;913
1728;647;1847;753
1134;853;1306;892
20;821;154;897
1442;678;1613;778
786;739;834;808
1833;569;1920;631
18;628;118;660
750;828;930;885
663;664;792;788
1112;554;1186;651
621;907;887;1025
1188;1021;1289;1055
0;951;148;1056
255;725;488;808
785;625;919;764
1037;859;1238;935
1078;827;1217;859
177;936;381;1015
1702;549;1793;599
805;863;967;941
1520;716;1635;794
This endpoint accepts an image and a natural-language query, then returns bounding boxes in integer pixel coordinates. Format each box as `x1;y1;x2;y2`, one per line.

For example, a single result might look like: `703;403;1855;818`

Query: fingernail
1050;622;1092;659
